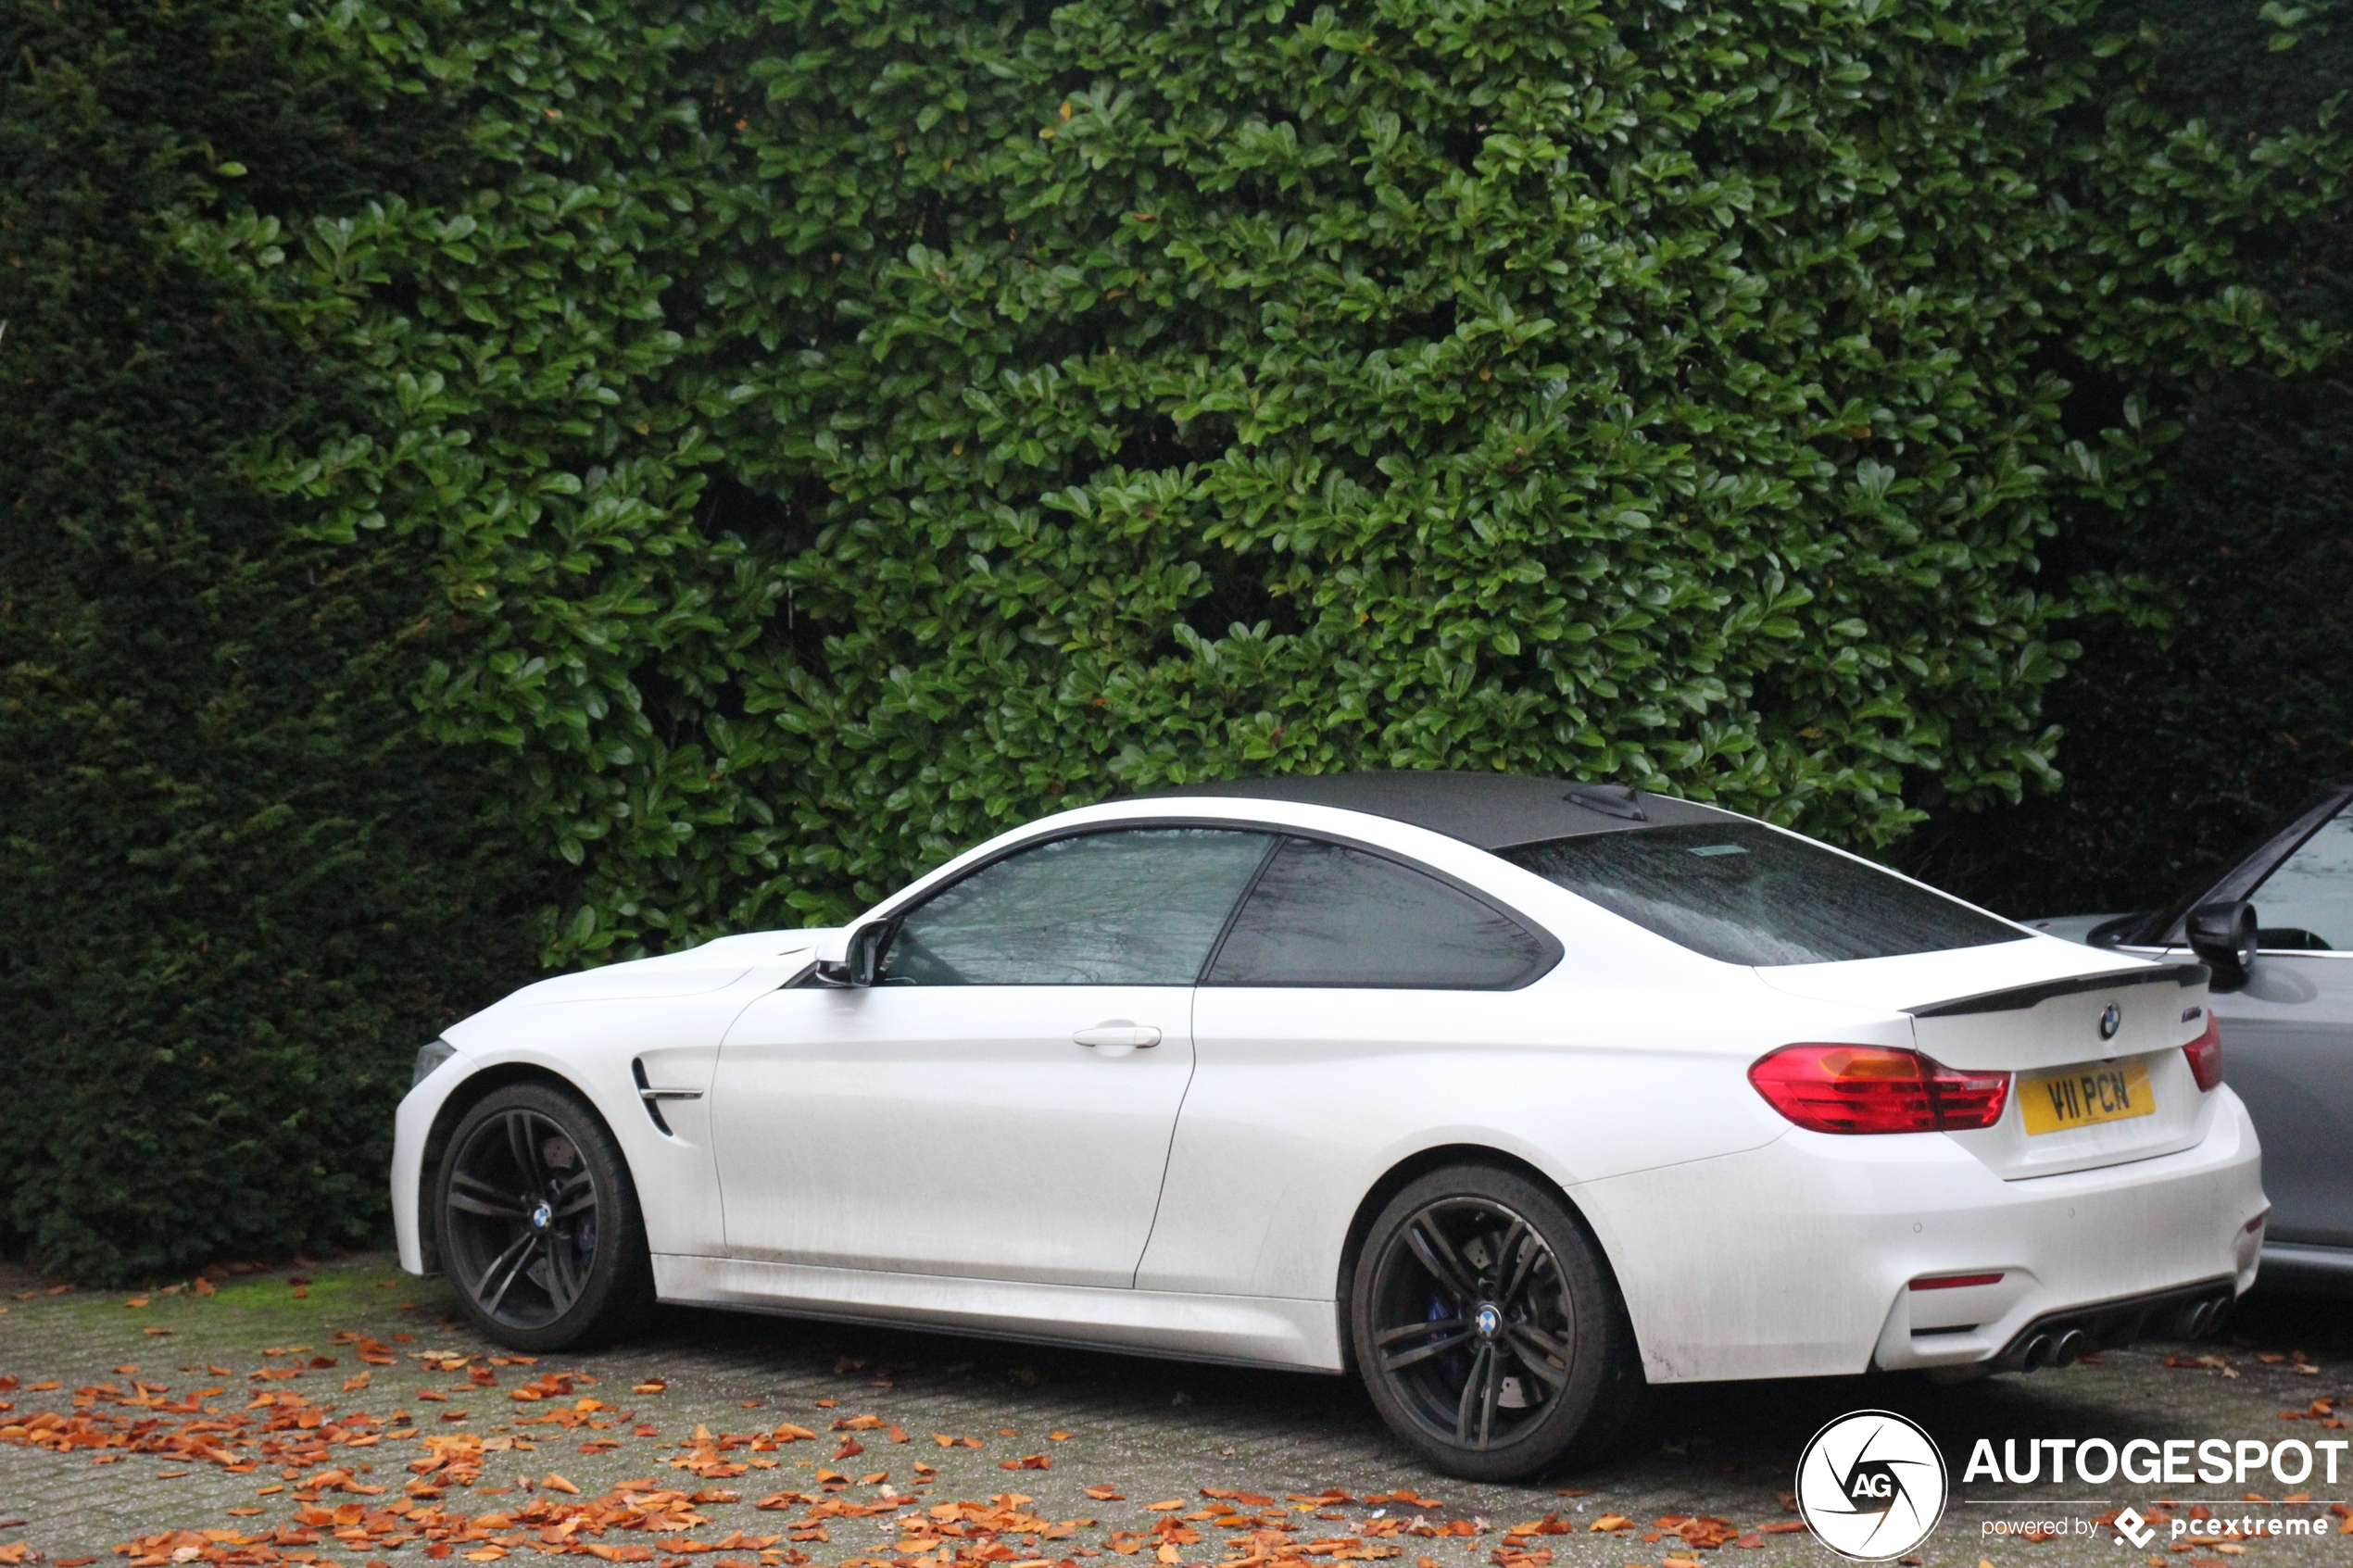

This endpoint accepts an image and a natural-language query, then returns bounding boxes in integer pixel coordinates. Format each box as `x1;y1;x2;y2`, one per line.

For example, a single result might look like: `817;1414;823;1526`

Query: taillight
2183;1012;2223;1092
1748;1044;2012;1134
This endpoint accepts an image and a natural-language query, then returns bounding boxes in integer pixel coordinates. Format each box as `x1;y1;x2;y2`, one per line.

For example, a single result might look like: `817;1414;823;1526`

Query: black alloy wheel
1352;1165;1642;1480
434;1081;655;1351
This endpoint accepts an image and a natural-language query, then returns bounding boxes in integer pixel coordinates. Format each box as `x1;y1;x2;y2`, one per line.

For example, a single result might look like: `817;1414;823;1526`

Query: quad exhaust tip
2006;1283;2236;1373
2018;1326;2095;1372
2183;1296;2232;1338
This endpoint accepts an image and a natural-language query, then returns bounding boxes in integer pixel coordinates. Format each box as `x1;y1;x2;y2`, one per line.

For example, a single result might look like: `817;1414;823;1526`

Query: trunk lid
1759;936;2219;1179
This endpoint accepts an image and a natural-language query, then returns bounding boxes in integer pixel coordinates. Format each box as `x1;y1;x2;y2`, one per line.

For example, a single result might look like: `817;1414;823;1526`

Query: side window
2252;809;2353;952
879;828;1274;985
1202;837;1554;989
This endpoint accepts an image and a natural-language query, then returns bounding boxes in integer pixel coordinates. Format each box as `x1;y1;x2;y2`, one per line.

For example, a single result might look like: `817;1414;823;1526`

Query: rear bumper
1579;1088;2265;1384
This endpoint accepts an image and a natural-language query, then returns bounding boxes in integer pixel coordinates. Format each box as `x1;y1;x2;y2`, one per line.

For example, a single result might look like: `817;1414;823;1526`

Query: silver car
2034;774;2353;1292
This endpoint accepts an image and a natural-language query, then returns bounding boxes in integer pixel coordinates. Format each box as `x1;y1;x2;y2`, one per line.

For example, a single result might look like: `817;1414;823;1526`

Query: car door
1140;835;1559;1299
711;824;1275;1288
2219;805;2353;1248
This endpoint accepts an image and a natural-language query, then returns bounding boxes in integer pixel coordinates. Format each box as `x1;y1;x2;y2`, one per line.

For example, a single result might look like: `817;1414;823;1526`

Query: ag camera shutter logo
1794;1410;1948;1560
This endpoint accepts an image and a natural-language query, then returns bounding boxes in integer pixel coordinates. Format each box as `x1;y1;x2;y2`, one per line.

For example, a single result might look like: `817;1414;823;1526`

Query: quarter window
1202;837;1553;989
2251;809;2353;952
878;827;1274;985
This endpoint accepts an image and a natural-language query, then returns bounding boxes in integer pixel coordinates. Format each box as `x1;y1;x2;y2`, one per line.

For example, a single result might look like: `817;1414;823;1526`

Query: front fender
392;945;818;1275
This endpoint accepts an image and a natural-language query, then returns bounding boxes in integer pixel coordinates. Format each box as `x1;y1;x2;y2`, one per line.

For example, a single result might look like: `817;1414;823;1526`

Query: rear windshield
1499;822;2028;966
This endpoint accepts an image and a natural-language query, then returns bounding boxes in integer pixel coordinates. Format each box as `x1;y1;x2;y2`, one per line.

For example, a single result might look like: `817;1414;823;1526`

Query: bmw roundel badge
2099;1002;2122;1041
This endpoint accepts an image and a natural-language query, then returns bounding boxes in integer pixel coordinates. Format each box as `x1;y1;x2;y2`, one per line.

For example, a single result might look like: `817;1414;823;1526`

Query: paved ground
4;1258;2350;1568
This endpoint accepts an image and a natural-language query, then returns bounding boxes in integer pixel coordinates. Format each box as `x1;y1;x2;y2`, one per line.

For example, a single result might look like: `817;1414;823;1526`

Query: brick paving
4;1257;2350;1568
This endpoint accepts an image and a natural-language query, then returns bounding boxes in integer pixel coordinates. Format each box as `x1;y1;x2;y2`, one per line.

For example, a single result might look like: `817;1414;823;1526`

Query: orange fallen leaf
631;1381;667;1395
1049;1431;1074;1441
1085;1486;1126;1501
543;1474;581;1495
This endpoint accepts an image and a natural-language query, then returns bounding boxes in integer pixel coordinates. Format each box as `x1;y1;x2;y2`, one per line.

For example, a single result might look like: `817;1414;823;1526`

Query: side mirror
846;922;887;987
812;921;890;986
2187;900;2259;992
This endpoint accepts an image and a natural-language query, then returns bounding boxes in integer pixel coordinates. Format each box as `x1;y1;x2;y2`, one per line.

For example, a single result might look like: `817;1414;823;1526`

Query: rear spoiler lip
1906;962;2210;1019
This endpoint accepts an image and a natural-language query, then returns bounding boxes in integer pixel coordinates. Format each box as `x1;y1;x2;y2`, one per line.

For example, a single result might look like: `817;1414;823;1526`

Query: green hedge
5;0;2348;1280
214;0;2346;969
1895;0;2353;916
0;0;559;1283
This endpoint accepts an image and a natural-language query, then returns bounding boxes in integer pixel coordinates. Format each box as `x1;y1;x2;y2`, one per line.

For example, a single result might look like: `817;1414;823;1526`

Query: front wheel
1350;1165;1644;1481
433;1081;655;1351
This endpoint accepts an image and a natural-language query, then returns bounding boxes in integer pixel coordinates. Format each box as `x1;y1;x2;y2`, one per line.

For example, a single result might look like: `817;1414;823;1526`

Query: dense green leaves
222;0;2347;961
1897;0;2353;916
0;0;556;1281
6;0;2349;1281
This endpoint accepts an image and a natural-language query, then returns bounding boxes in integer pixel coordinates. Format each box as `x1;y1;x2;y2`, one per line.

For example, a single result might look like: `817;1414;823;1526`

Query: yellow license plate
2020;1060;2156;1135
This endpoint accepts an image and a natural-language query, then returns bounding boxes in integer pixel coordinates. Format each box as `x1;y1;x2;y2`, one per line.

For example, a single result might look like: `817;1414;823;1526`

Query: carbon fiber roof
1140;771;1743;851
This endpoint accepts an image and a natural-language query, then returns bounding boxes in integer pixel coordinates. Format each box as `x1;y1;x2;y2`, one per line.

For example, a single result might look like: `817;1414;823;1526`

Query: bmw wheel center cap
532;1201;553;1230
1474;1302;1502;1337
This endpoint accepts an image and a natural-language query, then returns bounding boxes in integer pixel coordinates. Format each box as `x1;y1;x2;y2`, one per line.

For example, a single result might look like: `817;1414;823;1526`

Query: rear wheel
1350;1164;1643;1481
434;1081;655;1351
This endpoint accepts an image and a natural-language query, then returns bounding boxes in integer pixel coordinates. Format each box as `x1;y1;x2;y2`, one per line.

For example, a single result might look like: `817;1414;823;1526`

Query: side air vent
632;1057;705;1136
631;1058;673;1135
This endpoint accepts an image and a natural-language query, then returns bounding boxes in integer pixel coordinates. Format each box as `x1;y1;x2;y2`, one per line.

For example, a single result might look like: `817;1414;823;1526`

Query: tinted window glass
1203;838;1552;989
1501;822;2024;967
880;828;1273;985
2251;809;2353;951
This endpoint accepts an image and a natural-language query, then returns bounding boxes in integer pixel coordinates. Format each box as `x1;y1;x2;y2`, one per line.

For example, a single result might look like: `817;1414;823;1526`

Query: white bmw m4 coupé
395;772;2265;1478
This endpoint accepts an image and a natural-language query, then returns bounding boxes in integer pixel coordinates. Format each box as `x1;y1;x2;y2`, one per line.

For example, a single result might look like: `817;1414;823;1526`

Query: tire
1349;1164;1645;1481
432;1081;656;1352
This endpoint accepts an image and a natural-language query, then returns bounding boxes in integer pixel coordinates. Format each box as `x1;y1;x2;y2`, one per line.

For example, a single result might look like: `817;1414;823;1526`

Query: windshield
1500;822;2029;966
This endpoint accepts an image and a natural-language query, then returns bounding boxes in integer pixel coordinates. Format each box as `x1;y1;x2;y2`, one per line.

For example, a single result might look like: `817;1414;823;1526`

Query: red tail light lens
1748;1045;2011;1134
2183;1012;2223;1092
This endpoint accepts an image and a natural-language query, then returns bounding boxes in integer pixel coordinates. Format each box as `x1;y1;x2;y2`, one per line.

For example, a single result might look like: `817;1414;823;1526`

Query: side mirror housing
2187;899;2259;992
847;922;887;986
816;921;889;986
